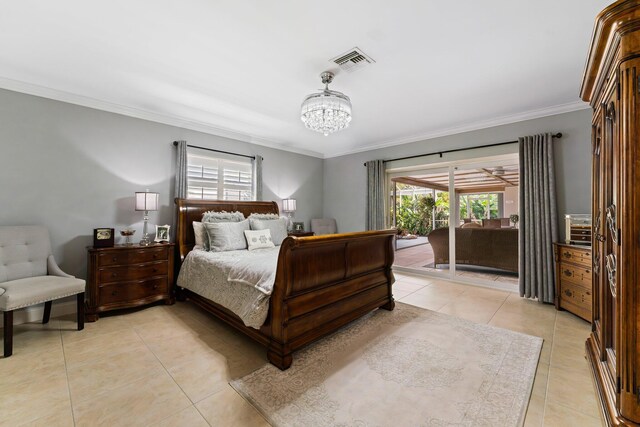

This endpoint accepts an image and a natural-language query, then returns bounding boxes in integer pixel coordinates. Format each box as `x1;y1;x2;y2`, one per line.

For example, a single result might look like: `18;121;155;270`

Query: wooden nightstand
86;243;175;321
288;231;314;237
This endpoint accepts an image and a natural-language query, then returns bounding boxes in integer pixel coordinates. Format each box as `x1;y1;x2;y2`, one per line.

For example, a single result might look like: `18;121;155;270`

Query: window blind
187;151;253;201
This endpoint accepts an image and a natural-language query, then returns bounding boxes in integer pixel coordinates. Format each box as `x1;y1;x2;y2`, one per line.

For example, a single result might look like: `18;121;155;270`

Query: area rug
231;302;542;427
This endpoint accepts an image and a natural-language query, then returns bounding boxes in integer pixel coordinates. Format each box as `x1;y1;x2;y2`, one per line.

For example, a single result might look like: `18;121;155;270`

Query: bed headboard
174;198;279;263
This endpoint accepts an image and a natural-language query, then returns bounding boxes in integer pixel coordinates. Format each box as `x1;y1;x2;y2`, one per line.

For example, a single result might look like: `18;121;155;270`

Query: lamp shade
135;191;159;211
282;198;297;213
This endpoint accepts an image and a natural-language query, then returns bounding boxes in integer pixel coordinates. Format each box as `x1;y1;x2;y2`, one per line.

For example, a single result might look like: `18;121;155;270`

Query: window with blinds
187;151;254;201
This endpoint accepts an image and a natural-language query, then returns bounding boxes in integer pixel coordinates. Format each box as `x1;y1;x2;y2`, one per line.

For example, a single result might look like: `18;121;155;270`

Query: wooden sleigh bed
174;198;396;370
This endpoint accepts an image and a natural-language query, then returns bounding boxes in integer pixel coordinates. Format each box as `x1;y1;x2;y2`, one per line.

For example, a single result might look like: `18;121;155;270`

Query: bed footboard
265;229;396;370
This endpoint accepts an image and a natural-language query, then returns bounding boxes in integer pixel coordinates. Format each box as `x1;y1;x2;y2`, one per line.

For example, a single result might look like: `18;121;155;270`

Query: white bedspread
177;247;279;329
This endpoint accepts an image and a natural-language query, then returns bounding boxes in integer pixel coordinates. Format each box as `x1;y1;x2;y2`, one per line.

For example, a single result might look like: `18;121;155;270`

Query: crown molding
0;77;325;159
324;100;590;158
0;76;590;161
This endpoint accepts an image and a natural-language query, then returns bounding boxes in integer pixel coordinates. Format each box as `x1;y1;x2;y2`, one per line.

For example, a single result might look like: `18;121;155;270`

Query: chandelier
300;71;352;136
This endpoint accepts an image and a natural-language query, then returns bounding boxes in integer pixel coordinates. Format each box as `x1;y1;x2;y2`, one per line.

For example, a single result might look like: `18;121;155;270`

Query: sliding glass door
391;167;450;277
389;154;520;290
452;161;519;286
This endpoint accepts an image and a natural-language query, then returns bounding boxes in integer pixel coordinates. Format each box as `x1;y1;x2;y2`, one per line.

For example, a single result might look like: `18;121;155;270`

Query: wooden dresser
86;243;175;321
553;243;592;322
581;1;640;424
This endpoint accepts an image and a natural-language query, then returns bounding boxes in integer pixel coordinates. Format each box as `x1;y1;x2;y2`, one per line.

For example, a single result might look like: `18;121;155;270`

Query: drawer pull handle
112;257;118;262
153;268;158;273
111;291;117;296
153;254;158;259
112;273;117;277
153;284;159;289
563;269;573;277
563;251;572;258
564;289;573;297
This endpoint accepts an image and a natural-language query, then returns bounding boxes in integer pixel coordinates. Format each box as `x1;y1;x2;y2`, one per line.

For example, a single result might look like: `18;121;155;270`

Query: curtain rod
362;132;563;167
172;141;262;161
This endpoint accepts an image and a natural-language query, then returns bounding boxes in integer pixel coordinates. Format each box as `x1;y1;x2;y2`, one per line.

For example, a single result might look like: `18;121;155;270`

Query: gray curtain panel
253;155;263;201
174;140;188;199
519;133;558;303
366;160;386;230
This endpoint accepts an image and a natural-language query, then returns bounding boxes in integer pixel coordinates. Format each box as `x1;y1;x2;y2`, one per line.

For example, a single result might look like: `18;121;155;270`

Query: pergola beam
392;176;449;192
457;186;506;194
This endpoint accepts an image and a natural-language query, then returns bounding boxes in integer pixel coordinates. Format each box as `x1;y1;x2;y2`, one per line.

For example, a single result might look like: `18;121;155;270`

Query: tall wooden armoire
581;1;640;425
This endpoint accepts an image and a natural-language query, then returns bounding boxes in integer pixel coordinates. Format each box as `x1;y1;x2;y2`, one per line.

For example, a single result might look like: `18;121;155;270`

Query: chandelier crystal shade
301;72;352;136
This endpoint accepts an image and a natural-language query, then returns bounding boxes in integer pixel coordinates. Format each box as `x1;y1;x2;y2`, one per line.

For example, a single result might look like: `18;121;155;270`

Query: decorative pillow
193;221;205;247
248;213;280;220
200;211;245;250
249;217;288;246
244;229;275;251
202;210;245;223
461;222;482;229
203;219;250;252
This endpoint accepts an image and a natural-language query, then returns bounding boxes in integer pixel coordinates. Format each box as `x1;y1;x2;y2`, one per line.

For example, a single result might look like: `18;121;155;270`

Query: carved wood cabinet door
617;57;640;422
591;107;604;352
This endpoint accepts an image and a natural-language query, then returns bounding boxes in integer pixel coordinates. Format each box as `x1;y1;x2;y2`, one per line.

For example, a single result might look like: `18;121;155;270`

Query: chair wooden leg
42;301;52;324
77;293;85;331
4;310;13;357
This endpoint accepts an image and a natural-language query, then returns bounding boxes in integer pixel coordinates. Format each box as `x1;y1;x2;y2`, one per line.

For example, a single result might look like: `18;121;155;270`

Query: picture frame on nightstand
292;222;304;232
154;224;171;243
93;228;115;248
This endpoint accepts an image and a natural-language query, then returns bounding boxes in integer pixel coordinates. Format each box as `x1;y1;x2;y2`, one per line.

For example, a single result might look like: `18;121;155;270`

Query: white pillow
249;217;288;245
204;219;250;252
244;229;275;251
248;213;280;220
201;211;245;250
193;221;205;247
202;210;245;223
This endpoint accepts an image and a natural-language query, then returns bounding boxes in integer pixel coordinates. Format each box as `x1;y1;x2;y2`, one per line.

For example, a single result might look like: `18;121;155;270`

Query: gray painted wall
0;89;323;279
0;86;592;281
323;109;593;241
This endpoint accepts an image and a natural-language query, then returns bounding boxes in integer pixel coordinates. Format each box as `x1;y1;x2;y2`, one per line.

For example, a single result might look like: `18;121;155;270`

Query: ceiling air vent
331;47;375;73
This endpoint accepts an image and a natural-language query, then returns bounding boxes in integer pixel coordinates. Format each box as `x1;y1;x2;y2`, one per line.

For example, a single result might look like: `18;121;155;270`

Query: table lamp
282;198;296;230
135;190;159;246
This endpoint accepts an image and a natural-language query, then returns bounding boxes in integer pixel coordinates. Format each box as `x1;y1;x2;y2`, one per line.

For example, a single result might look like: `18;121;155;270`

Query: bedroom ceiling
0;1;610;158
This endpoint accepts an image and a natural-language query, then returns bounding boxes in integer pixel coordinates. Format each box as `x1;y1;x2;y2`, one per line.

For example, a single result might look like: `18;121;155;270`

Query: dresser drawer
559;281;592;321
98;261;167;283
99;278;168;306
558;263;592;287
97;246;168;267
559;246;592;268
560;281;592;305
570;234;591;242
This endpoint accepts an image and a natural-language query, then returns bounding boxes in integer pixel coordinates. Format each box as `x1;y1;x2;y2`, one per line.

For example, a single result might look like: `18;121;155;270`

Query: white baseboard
1;296;78;328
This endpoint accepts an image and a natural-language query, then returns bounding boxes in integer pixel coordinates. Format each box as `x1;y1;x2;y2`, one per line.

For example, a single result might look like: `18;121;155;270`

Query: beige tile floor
0;272;602;426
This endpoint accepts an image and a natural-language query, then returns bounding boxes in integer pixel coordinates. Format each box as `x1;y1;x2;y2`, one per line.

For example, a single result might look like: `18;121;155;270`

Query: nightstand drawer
99;278;168;305
98;261;167;283
97;246;168;267
559;246;592;268
558;263;591;287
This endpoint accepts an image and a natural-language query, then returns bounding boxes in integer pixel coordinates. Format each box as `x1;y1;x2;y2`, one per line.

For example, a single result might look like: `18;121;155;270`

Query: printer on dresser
86;243;175;321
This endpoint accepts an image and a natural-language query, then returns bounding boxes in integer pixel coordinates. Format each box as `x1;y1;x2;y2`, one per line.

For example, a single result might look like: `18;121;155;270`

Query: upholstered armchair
310;218;337;235
0;226;85;357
